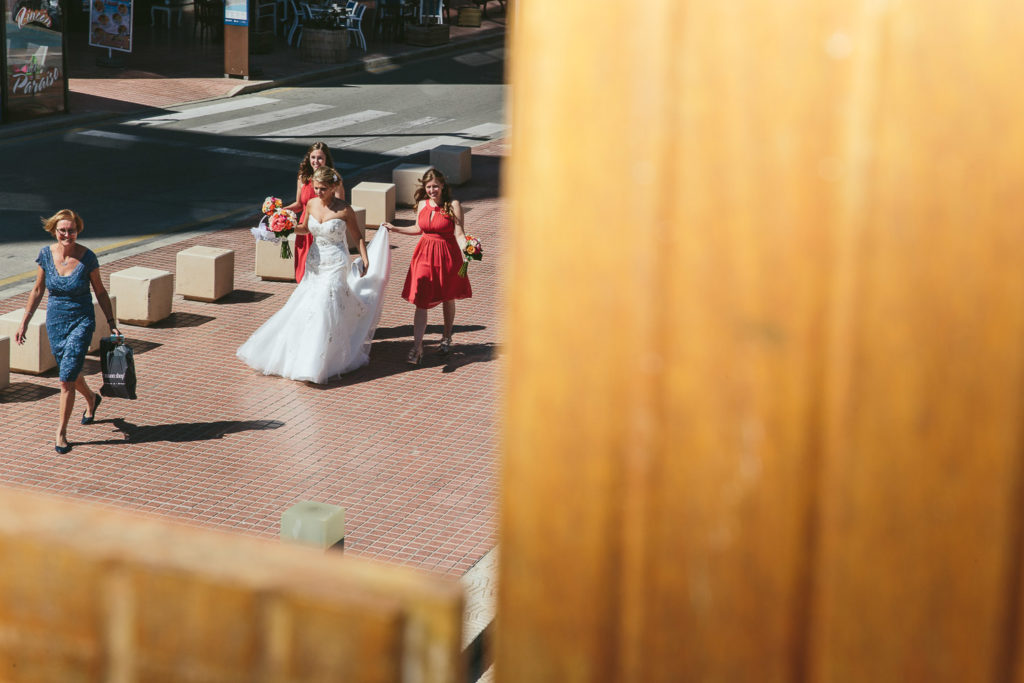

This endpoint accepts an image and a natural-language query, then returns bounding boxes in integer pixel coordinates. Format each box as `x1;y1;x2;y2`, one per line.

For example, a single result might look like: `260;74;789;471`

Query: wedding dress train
237;216;390;383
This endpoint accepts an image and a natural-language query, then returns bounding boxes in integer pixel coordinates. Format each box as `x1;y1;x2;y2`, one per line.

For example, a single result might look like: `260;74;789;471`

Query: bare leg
56;380;76;447
413;307;428;354
76;375;97;417
442;300;456;339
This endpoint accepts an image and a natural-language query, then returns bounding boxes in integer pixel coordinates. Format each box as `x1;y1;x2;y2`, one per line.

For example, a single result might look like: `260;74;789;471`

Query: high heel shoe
81;394;102;425
438;336;452;354
406;346;423;365
55;437;71;455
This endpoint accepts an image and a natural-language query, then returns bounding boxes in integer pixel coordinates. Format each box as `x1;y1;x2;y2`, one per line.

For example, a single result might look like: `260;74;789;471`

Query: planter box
457;7;482;27
300;27;348;63
405;23;449;47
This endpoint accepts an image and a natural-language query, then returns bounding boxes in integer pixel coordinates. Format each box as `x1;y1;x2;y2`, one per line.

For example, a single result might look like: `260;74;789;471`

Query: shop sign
4;0;67;118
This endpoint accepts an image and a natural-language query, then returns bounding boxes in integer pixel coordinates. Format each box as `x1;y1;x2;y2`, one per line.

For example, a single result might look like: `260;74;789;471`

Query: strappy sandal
407;346;423;365
438;336;452;354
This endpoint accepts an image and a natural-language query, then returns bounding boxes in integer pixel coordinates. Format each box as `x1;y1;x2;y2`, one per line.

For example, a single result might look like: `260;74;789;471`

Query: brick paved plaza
0;140;505;579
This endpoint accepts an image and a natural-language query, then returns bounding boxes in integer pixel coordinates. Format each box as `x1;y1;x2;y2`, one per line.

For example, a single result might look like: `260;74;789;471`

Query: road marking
384;122;506;158
75;130;294;165
453;52;500;67
328;116;448;149
189;103;334;134
262;109;394;142
122;97;280;126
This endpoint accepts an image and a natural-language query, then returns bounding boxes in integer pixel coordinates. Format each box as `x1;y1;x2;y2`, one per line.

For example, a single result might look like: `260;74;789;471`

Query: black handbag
99;335;137;400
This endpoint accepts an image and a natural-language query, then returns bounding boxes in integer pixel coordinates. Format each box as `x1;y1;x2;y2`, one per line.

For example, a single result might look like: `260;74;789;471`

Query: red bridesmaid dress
294;181;316;282
402;202;472;308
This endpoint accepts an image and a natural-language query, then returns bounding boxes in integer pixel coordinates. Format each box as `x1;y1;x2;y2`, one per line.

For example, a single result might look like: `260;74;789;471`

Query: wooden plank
0;487;463;682
499;1;1024;681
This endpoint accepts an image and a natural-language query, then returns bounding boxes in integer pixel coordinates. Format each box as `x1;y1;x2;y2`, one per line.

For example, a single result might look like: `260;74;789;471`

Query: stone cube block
89;294;117;352
176;246;235;302
350;205;367;240
280;501;346;550
350;182;395;226
254;234;296;282
109;266;173;326
0;336;9;390
0;309;55;375
391;163;432;208
429;144;472;185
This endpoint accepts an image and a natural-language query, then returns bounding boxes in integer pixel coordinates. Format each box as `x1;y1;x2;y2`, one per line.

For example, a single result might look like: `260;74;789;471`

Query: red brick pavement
0;139;506;577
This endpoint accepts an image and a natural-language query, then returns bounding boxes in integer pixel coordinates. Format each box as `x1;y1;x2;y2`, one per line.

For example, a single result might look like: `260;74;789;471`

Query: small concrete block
176;246;235;302
254;234;297;282
350;205;367;240
0;336;9;390
89;294;117;352
0;309;55;375
391;163;433;208
430;144;472;185
110;266;173;326
280;501;346;549
350;182;396;226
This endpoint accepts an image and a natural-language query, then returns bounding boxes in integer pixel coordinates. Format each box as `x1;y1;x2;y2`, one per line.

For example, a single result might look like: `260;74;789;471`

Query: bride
237;167;390;383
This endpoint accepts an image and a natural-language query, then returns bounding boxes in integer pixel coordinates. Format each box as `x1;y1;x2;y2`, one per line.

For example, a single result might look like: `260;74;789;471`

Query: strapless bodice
309;216;348;244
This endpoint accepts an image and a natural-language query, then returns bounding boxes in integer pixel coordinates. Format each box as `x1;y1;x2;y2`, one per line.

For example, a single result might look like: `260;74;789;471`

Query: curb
0;30;505;141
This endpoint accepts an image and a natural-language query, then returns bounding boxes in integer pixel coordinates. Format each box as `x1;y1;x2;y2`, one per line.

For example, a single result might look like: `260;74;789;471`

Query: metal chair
254;0;277;32
347;2;367;50
418;0;442;24
151;0;188;27
287;0;305;45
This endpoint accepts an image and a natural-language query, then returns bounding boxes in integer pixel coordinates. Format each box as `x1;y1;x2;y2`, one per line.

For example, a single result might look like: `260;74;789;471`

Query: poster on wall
4;0;66;120
88;0;132;51
223;0;246;26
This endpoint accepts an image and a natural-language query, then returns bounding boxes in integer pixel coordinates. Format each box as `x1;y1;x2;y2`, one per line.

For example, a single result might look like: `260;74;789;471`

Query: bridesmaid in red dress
383;168;471;365
283;142;346;282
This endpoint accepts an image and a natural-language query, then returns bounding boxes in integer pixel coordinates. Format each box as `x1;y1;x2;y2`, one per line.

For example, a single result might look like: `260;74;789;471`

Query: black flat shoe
81;394;102;425
55;441;71;455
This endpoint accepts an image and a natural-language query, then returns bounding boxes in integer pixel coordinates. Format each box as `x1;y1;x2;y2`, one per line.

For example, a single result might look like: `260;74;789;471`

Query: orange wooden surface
498;1;1024;681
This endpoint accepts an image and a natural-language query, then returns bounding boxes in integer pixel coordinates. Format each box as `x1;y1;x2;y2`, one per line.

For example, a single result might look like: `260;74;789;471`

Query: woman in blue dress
14;209;120;454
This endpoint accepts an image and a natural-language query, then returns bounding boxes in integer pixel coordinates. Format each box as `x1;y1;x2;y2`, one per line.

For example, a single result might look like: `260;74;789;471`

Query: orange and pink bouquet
458;235;482;277
253;196;298;258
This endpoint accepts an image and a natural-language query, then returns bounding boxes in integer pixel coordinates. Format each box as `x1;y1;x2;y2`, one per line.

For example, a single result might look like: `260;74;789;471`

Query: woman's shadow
75;418;284;445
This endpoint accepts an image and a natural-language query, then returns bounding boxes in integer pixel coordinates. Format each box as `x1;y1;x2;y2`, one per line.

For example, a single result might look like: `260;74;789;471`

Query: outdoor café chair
347;2;367;50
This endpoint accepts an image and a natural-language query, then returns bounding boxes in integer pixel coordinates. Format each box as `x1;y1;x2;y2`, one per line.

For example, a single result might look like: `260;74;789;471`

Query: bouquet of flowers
458;235;482;277
251;196;299;258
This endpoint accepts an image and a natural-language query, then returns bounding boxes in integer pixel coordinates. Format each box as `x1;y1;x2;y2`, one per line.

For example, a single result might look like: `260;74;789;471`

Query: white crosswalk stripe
327;116;449;149
262;110;394;142
122;97;280;127
384;122;507;158
189;103;334;135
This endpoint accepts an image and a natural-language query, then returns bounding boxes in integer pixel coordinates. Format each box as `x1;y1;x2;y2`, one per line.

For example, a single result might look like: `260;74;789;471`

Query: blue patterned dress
36;246;99;382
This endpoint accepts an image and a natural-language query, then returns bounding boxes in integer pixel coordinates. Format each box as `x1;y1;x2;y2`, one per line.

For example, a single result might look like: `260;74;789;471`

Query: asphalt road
0;45;506;295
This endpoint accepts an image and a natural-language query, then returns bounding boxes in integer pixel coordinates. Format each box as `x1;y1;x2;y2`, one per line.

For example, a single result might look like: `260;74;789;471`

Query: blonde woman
15;209;120;454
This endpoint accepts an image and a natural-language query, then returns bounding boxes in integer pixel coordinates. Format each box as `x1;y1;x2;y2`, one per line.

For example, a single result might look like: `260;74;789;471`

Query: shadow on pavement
84;418;289;444
0;381;60;403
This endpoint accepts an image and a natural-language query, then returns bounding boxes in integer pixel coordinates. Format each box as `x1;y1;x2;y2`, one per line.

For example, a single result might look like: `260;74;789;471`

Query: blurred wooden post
498;1;1024;681
0;488;463;682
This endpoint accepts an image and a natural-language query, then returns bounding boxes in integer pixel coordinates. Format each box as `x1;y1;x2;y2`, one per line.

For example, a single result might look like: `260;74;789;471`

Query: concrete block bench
350;181;395;227
110;266;173;326
350;205;367;240
88;294;117;352
254;234;296;282
0;336;9;390
430;144;472;185
0;309;55;375
176;246;235;302
391;163;432;208
280;501;346;550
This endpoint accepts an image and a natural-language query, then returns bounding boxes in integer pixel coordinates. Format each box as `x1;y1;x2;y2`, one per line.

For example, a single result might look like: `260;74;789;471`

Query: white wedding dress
237;216;390;383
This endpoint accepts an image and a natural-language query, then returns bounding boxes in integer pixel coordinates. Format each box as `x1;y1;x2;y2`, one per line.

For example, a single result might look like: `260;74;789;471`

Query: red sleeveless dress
401;202;472;308
294;181;316;282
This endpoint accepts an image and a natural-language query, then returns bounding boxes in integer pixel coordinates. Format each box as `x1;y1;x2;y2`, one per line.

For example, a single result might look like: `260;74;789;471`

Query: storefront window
4;0;67;121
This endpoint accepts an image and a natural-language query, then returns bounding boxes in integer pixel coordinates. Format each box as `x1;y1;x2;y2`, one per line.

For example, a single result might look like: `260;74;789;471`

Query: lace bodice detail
307;216;350;273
